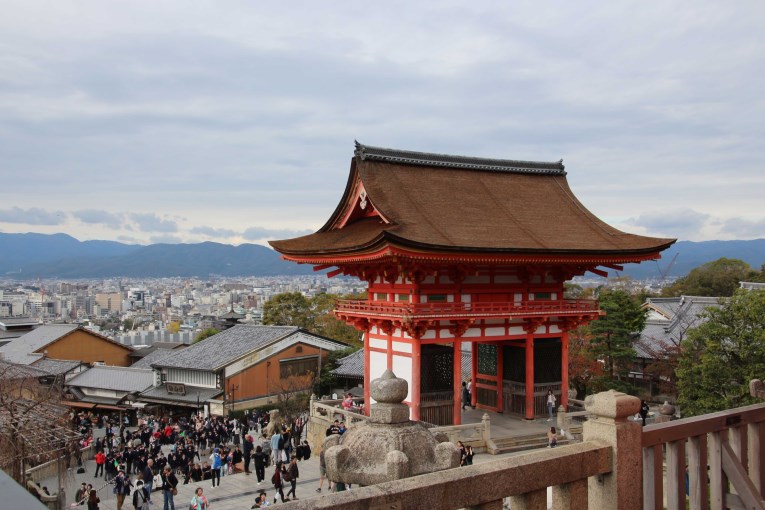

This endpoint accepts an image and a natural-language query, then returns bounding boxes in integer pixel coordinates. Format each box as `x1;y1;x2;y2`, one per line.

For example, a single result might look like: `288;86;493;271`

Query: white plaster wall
485;327;505;336
495;275;520;284
463;327;481;337
369;351;388;404
421;330;436;340
369;338;387;350
392;354;413;403
509;326;526;335
549;324;561;333
392;341;412;353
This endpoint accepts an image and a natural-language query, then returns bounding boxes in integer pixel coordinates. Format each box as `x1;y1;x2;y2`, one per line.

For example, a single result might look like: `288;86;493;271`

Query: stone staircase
488;431;572;455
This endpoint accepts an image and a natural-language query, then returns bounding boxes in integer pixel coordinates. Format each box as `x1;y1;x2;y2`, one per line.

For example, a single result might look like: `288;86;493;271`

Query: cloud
720;218;765;239
189;226;239;238
130;213;178;233
241;226;313;241
625;209;711;239
149;234;183;244
116;235;143;244
0;207;67;225
73;209;124;227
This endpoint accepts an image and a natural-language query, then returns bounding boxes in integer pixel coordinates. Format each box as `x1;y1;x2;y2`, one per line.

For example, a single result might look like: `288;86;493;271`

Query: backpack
282;469;292;483
271;472;278;485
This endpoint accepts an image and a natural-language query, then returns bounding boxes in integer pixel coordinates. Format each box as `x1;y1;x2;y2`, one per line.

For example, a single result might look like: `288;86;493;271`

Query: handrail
288;441;612;509
335;298;601;319
642;401;765;447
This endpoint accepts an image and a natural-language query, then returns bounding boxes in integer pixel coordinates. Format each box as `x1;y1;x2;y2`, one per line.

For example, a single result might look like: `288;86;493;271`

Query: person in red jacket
94;450;106;478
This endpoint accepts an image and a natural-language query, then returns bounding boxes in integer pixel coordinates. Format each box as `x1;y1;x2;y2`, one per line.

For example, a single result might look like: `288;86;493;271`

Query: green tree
677;289;765;416
590;289;647;381
314;346;361;396
262;292;314;330
663;258;754;297
262;292;364;347
194;328;219;343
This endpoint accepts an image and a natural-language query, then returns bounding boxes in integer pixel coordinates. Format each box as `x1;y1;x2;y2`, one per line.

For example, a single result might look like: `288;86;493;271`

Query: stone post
557;405;567;434
481;413;491;444
583;390;642;510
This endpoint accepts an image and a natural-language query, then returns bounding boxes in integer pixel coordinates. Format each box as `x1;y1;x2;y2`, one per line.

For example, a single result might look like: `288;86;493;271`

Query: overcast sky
1;1;763;246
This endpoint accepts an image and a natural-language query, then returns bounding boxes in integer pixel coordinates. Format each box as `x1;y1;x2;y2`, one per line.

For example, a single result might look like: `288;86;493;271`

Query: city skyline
1;2;764;245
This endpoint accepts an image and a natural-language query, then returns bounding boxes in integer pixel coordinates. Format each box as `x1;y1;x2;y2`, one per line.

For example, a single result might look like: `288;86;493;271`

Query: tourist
547;427;558;448
243;434;254;474
232;445;243;473
546;390;556;422
285;456;299;500
316;444;327;493
457;441;466;466
94;449;106;478
640;400;650;426
252;489;270;508
132;480;150;510
190;487;209;510
341;393;354;411
75;482;88;506
161;465;179;510
209;447;222;487
87;489;100;510
142;459;154;503
337;422;346;435
253;445;267;484
464;445;474;465
271;463;289;503
461;382;470;411
325;420;340;437
113;468;132;510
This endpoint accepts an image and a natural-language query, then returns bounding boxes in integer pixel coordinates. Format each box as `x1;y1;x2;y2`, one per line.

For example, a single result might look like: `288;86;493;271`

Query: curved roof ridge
354;141;565;175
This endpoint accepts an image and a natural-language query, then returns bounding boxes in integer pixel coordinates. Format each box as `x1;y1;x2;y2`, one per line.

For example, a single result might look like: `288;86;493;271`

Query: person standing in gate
547;390;556;422
639;400;650;426
461;381;470;411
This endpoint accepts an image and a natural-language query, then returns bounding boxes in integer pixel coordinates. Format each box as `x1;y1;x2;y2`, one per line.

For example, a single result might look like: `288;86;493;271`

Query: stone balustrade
301;389;765;509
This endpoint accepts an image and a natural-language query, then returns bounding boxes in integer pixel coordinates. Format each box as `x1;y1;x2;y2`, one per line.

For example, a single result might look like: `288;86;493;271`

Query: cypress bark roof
270;143;675;259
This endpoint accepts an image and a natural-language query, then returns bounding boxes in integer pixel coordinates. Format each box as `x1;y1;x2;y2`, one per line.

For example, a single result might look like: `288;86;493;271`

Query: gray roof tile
67;366;154;393
130;348;176;369
151;325;302;371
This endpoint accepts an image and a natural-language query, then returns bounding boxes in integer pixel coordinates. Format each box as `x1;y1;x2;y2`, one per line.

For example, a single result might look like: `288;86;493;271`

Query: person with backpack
209;447;222;488
132;480;150;510
270;463;289;503
74;482;88;506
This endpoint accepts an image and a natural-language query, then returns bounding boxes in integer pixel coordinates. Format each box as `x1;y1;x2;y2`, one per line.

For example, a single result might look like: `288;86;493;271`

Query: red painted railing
335;299;601;319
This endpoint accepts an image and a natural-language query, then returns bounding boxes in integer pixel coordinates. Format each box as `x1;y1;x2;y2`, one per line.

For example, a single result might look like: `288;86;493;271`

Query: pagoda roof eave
280;242;672;267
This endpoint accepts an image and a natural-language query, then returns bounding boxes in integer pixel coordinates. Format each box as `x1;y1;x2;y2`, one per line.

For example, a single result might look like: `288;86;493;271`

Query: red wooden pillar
453;340;462;424
471;342;478;407
525;333;535;420
497;342;504;412
411;339;421;421
363;329;371;417
561;330;569;410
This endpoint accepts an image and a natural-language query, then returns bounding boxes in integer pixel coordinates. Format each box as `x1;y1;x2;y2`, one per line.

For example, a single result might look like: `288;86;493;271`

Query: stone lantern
324;369;460;486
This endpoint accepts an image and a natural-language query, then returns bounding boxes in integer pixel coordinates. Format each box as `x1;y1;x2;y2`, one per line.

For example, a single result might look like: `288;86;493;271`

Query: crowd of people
66;410;313;509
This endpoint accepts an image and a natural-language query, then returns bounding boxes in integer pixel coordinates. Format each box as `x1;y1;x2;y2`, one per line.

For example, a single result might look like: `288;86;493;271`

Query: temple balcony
335;298;603;322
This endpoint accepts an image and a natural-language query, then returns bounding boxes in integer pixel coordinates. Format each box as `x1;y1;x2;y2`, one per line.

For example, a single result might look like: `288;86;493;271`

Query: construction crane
655;252;679;285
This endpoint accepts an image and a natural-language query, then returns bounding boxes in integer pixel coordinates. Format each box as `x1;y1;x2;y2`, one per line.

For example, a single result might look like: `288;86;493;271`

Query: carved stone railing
642;401;765;509
308;395;491;452
296;390;642;509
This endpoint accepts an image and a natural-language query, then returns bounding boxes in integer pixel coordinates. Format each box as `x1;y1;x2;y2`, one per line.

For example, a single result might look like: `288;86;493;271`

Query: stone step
489;433;572;454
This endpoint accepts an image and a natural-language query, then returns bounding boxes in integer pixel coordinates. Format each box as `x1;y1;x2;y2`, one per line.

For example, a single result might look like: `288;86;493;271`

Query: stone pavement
45;412;558;509
54;443;550;510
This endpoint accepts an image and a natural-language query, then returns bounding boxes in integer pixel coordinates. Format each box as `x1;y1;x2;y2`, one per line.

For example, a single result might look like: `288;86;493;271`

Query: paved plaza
41;408;557;509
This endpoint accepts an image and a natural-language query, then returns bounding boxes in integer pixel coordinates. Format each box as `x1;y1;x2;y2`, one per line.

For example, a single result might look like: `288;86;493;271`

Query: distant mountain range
0;232;763;280
0;233;315;278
